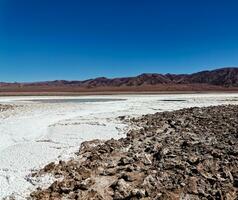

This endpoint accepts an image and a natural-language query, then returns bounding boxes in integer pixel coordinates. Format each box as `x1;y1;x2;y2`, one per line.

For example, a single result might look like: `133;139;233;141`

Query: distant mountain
24;67;238;86
0;67;238;93
175;68;238;86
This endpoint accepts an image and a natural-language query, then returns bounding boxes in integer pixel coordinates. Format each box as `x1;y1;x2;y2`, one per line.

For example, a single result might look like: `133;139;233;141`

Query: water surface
26;98;126;104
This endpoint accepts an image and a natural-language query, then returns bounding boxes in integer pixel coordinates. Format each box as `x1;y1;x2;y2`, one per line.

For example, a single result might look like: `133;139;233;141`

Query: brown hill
175;68;238;86
29;67;238;87
0;67;238;93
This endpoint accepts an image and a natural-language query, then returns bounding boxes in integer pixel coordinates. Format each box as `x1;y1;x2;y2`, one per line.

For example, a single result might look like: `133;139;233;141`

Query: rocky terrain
1;68;238;94
0;104;15;112
29;105;238;200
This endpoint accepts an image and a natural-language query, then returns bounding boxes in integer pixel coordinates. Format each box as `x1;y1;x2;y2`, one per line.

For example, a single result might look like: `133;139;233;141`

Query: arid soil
0;84;238;96
30;105;238;200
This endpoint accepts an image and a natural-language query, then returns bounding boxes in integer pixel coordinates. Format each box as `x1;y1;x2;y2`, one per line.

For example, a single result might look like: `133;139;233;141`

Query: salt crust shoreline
31;104;238;199
0;94;238;199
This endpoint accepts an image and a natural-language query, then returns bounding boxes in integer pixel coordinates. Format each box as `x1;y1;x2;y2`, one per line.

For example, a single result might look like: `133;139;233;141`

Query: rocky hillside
1;68;238;91
176;68;238;86
30;105;238;200
27;67;238;87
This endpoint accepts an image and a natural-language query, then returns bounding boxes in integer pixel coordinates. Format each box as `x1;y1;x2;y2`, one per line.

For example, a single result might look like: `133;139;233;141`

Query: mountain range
1;67;238;93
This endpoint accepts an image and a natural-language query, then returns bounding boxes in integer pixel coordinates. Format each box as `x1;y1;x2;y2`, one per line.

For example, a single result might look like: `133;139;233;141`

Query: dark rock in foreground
30;105;238;200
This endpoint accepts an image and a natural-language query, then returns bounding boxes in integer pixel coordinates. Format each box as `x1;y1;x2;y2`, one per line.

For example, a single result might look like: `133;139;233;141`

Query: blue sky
0;0;238;82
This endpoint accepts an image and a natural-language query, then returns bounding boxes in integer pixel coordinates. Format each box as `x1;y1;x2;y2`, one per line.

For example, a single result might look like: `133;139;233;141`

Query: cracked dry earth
29;105;238;200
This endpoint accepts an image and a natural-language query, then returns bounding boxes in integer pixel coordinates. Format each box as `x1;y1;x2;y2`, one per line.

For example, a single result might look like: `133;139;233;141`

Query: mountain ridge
1;67;238;93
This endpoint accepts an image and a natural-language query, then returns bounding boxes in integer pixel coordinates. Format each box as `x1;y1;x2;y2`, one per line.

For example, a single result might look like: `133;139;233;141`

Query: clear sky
0;0;238;82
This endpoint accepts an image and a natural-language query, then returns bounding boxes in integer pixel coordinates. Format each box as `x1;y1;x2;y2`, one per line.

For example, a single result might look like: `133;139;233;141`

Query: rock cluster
0;104;15;112
30;105;238;200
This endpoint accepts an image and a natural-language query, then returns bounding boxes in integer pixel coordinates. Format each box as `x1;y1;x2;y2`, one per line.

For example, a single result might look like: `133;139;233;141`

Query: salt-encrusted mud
0;104;15;112
30;105;238;200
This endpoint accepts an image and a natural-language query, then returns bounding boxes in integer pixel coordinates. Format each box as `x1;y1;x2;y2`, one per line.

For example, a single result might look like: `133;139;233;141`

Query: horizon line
1;66;237;84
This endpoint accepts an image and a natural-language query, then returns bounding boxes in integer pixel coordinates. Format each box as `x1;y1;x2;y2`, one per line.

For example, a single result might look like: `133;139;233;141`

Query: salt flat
0;94;238;199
